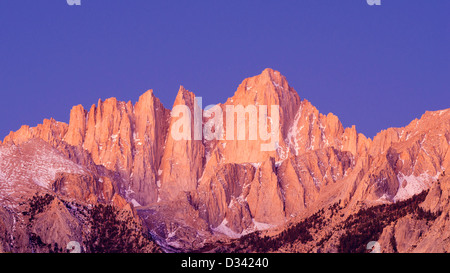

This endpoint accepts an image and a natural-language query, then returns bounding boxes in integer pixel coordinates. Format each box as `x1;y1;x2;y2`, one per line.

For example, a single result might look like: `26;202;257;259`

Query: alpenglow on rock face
0;68;449;253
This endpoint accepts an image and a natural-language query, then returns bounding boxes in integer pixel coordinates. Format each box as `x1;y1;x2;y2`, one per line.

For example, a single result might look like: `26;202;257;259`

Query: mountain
0;68;449;253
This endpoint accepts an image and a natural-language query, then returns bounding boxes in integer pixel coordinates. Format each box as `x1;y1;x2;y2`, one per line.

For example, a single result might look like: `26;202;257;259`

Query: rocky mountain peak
229;68;298;105
173;86;198;106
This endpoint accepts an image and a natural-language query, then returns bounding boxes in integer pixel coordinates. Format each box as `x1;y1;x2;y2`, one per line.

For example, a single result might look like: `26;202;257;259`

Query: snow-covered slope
0;139;85;207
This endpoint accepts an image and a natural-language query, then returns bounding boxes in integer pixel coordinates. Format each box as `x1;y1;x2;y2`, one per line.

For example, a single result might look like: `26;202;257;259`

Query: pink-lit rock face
1;69;449;252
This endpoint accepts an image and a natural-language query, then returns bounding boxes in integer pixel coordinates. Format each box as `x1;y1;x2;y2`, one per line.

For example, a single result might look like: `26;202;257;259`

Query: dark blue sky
0;0;449;139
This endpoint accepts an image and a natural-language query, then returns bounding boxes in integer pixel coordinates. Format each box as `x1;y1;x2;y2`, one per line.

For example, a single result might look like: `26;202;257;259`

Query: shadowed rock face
1;69;449;252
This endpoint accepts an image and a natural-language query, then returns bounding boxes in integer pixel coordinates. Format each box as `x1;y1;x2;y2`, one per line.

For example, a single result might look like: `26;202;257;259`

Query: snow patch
167;230;177;239
286;105;303;156
249;162;262;169
252;219;275;231
439;109;448;116
0;142;86;205
310;135;316;150
130;199;142;207
212;218;242;239
125;185;135;199
167;240;183;249
394;172;438;202
275;159;285;167
376;193;391;202
272;81;284;90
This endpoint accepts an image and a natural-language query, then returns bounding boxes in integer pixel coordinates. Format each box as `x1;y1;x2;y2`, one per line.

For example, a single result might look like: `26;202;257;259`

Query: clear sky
0;0;449;139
